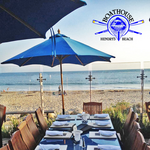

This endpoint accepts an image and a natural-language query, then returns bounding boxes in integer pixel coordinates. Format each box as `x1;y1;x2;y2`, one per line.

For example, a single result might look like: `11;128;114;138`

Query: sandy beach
0;89;150;114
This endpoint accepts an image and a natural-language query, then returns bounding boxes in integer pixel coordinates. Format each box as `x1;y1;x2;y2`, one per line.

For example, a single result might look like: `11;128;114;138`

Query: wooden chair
121;108;138;142
0;144;10;150
145;102;150;121
83;102;102;115
127;112;138;133
122;121;141;150
8;130;28;150
35;107;48;135
131;130;146;150
0;105;6;147
123;108;133;133
17;121;37;150
25;114;42;144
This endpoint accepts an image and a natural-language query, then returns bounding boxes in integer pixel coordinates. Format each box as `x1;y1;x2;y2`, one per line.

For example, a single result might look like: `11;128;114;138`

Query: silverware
82;138;86;149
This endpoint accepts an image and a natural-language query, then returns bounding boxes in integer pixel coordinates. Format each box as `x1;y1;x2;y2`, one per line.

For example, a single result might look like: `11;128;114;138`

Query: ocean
0;69;150;92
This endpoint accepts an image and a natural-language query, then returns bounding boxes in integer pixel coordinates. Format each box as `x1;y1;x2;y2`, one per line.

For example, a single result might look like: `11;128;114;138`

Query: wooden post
37;73;46;114
85;72;95;102
137;68;147;124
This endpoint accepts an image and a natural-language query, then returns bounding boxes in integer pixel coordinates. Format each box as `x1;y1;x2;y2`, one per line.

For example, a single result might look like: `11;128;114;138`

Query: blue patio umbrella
1;30;115;114
0;0;86;43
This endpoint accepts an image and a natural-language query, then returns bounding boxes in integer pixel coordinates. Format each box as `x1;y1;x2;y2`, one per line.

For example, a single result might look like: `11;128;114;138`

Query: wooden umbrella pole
60;59;65;114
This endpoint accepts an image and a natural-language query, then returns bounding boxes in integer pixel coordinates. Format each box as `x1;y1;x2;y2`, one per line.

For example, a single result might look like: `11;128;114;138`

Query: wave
1;69;150;91
0;81;140;86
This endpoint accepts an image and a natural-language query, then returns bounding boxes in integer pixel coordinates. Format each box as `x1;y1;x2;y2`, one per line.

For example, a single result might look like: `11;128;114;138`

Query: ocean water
0;69;150;92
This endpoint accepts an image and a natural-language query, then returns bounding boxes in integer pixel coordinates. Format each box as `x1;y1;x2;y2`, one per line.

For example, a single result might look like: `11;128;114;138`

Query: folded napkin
46;130;63;136
94;114;109;118
97;144;120;150
95;121;110;126
53;121;69;126
39;144;60;150
98;130;116;136
57;115;70;119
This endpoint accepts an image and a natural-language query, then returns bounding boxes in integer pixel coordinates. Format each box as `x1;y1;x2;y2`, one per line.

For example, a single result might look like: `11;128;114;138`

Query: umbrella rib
20;57;32;66
51;56;55;67
98;56;111;62
0;5;44;38
75;55;84;66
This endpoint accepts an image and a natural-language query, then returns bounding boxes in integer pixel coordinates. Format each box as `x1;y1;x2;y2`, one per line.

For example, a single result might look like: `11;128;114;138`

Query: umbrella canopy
1;31;115;114
0;0;86;43
1;34;115;67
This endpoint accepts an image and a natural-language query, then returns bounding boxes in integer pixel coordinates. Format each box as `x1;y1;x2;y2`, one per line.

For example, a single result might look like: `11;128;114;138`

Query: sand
0;89;150;114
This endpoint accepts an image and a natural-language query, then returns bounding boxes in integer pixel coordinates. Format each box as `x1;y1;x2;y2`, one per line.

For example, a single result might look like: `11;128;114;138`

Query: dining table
35;114;122;150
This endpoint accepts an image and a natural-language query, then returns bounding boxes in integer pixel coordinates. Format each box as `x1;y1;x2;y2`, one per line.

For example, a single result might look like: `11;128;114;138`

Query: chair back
123;121;141;149
145;102;150;121
128;111;138;133
83;102;102;115
8;130;28;150
35;107;48;134
0;104;6;147
0;144;10;150
131;130;146;150
123;108;133;132
0;105;6;127
121;108;138;143
18;121;37;150
25;114;42;144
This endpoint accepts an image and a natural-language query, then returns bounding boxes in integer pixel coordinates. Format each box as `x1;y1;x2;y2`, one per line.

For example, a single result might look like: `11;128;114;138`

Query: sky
1;0;150;73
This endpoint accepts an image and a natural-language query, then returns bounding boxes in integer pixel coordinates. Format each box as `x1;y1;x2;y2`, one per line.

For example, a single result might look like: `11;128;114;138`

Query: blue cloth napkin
94;114;109;118
39;144;60;150
57;115;70;119
53;121;69;126
98;130;116;136
98;144;120;150
46;130;63;136
95;120;110;126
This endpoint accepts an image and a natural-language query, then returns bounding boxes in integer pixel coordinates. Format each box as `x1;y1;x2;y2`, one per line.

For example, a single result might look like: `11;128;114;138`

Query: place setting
89;130;117;139
50;121;75;129
44;130;72;139
87;144;121;150
35;144;68;150
88;120;112;128
56;115;75;121
90;114;110;120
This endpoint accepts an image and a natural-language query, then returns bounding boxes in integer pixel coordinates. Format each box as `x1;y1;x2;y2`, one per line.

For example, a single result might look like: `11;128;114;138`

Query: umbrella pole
60;60;65;114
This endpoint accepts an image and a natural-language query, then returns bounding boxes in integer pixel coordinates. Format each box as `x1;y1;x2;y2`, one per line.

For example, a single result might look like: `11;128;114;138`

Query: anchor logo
93;14;144;41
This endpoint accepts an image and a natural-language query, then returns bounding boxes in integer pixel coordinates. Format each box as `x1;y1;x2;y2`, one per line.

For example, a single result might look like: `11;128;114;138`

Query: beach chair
122;121;141;150
0;144;10;150
8;130;28;150
145;102;150;121
17;121;37;150
83;102;102;115
131;130;146;150
25;114;42;144
0;104;6;148
35;107;48;135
